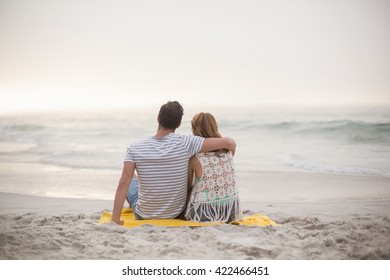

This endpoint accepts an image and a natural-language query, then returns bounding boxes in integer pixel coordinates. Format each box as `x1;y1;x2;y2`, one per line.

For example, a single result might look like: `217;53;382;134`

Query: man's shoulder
167;133;202;141
175;133;204;141
129;134;202;149
128;137;154;148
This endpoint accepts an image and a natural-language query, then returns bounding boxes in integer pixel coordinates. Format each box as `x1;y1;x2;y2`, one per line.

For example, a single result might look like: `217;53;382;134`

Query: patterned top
124;133;204;219
186;151;242;222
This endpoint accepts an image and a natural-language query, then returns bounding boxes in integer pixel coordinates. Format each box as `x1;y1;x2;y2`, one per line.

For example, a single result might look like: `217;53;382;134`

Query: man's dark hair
158;101;184;129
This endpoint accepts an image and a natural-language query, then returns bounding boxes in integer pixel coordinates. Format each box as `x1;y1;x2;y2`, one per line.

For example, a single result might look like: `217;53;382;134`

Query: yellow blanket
99;208;278;228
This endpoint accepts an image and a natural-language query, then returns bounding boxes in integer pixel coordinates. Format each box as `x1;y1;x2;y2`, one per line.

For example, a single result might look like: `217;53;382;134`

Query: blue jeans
126;179;143;220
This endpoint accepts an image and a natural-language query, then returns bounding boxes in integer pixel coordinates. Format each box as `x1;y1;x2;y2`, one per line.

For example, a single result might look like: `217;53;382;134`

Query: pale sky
0;0;389;112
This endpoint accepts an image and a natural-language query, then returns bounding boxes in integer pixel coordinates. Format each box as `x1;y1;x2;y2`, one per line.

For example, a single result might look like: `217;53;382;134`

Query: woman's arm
187;156;203;202
187;157;195;203
188;158;195;189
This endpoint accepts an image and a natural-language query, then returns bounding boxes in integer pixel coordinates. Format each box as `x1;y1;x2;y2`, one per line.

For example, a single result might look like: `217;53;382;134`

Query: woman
185;112;243;223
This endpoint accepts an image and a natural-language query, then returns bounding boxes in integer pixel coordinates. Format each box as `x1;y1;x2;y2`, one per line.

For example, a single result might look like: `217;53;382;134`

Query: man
111;101;236;224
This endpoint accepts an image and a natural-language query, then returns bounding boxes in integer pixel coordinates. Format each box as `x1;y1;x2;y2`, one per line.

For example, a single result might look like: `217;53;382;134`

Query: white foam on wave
0;142;37;153
282;154;390;178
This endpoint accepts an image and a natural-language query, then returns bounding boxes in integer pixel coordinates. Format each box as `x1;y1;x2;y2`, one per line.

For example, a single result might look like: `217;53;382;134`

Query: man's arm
112;161;135;225
200;137;236;155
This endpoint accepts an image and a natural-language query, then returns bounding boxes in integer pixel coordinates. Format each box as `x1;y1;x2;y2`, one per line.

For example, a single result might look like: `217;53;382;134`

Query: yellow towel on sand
98;208;278;228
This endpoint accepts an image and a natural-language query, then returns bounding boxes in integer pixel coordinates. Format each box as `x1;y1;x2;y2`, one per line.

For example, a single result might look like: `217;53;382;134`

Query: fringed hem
185;197;243;223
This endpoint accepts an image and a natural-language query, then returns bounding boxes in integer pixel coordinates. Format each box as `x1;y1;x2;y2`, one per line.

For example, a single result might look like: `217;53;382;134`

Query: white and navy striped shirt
124;133;204;219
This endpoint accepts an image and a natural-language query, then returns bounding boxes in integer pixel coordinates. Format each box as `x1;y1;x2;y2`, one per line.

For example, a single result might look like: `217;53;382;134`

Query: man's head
158;101;184;130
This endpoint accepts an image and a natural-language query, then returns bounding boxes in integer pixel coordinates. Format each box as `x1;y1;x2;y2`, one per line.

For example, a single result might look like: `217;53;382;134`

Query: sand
0;172;389;260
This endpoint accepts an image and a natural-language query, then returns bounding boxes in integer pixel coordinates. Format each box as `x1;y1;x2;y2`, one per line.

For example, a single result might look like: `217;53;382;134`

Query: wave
255;120;390;144
282;154;390;178
4;124;46;131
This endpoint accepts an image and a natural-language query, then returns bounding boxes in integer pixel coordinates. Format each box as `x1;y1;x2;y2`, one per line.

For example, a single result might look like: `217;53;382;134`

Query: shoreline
1;160;389;202
1;190;389;213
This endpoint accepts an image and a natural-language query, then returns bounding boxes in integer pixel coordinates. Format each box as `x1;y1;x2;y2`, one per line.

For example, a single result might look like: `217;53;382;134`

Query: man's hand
111;218;124;226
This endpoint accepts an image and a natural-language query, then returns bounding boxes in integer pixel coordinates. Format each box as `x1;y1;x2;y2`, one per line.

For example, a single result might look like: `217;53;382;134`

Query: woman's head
191;112;222;138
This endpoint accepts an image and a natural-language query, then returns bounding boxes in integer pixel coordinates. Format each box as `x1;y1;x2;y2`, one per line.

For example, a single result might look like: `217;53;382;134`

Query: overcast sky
0;0;389;112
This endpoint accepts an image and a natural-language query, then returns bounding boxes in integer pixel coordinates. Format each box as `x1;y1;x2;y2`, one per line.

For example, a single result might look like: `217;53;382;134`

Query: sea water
0;105;389;200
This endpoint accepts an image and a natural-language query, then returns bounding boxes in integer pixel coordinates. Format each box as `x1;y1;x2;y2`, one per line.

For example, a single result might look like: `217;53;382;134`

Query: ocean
0;105;389;201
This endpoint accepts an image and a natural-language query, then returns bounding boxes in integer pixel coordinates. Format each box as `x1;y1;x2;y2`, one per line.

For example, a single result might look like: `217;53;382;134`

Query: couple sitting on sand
111;101;243;225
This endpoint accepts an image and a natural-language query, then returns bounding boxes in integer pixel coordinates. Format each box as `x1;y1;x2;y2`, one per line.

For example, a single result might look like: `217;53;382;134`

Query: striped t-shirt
124;132;204;219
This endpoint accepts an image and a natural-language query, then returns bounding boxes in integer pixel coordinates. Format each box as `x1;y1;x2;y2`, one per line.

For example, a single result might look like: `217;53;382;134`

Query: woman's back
185;151;242;222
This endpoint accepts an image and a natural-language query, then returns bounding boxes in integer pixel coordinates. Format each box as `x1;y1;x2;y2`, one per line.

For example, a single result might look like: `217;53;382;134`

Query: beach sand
0;172;389;260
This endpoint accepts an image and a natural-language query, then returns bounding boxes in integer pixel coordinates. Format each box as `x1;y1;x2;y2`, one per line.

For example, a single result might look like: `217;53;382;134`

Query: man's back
125;133;204;219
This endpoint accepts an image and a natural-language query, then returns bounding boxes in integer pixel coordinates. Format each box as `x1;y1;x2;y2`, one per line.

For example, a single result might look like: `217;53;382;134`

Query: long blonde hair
192;112;227;155
191;112;222;138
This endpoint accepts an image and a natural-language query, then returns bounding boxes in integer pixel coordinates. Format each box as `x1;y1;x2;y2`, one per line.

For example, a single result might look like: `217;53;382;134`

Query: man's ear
176;122;181;128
